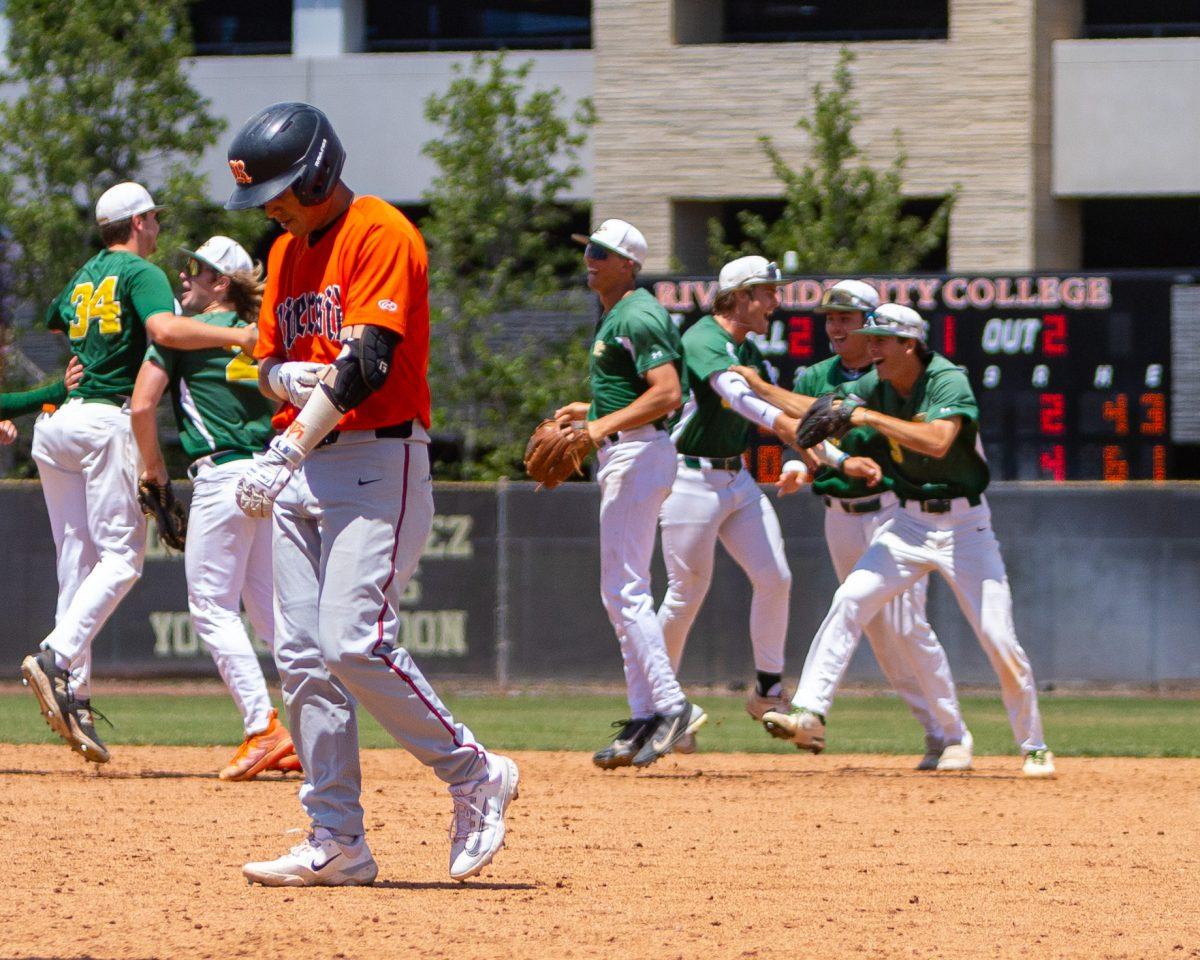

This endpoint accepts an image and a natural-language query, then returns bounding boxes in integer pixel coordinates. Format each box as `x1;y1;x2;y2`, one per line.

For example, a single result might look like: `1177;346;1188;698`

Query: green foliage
421;52;596;479
710;49;955;273
0;0;263;316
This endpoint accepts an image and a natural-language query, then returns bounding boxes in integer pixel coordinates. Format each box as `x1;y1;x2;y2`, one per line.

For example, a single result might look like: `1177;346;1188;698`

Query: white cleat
1022;748;1056;779
762;708;826;753
449;754;519;881
243;829;378;887
936;729;974;772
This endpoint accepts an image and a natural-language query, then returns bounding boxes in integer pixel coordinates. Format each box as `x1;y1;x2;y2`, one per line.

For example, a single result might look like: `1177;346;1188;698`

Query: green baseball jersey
671;315;768;458
46;249;175;402
794;356;894;500
145;311;276;461
841;352;990;500
588;288;684;424
0;379;68;419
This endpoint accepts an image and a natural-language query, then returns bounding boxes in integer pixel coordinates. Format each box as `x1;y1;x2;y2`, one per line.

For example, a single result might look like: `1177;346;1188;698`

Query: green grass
2;690;1198;757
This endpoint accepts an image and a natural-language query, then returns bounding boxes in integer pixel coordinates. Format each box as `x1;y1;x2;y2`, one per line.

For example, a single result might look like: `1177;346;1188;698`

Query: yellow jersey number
225;349;258;382
68;275;122;340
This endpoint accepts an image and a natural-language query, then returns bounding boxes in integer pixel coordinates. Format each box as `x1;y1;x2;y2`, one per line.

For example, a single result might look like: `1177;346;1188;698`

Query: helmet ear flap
295;127;346;206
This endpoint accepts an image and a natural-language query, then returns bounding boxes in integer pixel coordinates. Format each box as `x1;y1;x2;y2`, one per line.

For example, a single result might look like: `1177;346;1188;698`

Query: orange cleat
219;709;296;781
270;750;303;775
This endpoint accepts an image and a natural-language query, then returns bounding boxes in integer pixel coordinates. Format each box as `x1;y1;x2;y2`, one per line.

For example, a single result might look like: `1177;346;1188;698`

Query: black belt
682;455;743;471
903;495;981;514
187;449;255;479
823;495;882;514
318;421;415;448
603;427;667;445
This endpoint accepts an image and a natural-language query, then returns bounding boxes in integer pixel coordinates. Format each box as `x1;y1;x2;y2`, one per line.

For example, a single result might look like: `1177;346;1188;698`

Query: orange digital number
1139;392;1166;436
1101;393;1129;436
756;444;782;483
1102;445;1129;481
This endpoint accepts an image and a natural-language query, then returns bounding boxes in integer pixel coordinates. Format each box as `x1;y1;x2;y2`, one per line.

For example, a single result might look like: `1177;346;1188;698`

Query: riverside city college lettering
277;283;344;349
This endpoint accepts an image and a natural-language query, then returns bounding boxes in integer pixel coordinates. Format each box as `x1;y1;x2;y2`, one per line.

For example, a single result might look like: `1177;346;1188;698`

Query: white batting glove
267;361;329;408
235;435;304;518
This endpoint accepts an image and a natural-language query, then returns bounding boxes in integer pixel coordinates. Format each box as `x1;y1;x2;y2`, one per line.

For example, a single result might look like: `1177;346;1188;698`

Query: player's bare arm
842;455;883;487
553;400;591;424
146;311;258;353
849;406;962;459
129;361;171;485
583;362;681;443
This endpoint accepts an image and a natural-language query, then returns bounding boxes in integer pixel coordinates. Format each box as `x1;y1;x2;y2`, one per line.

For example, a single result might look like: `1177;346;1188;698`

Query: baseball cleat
220;709;297;781
745;685;793;722
1022;748;1056;779
21;648;72;742
449;754;519;881
631;701;707;768
243;829;378;887
592;717;654;769
936;729;974;772
270;752;304;775
916;733;944;771
762;707;826;753
67;699;112;764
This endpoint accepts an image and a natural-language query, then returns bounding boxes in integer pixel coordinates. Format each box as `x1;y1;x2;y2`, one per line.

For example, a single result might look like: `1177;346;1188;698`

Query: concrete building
71;1;1200;272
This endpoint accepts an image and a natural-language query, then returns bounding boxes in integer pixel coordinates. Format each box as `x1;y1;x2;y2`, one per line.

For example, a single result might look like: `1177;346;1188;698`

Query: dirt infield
1;746;1197;960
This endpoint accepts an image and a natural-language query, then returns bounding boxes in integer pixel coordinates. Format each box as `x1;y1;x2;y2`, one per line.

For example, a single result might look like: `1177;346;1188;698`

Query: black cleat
632;702;707;768
592;717;654;770
20;648;73;742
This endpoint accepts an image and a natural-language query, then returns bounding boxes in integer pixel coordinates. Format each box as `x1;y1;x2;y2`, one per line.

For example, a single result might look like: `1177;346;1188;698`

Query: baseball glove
524;418;596;490
137;478;188;551
794;394;864;448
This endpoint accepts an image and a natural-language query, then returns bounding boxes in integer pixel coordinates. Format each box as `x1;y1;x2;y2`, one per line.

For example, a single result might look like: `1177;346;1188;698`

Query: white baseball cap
95;182;163;225
852;302;929;342
180;235;254;275
816;279;880;315
717;255;788;293
572;219;647;265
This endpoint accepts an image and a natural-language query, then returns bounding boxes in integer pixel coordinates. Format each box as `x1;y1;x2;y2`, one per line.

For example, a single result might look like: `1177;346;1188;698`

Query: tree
0;0;261;322
422;52;596;479
709;49;955;273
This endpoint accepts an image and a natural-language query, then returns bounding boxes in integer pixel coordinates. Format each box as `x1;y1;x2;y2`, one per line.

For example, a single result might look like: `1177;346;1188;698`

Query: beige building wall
592;0;1073;274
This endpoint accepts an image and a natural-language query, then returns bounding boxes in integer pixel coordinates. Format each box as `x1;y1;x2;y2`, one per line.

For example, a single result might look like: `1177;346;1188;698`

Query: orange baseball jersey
254;195;431;432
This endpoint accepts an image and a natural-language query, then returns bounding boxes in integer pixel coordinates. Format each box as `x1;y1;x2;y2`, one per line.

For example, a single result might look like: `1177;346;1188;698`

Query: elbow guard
323;326;400;413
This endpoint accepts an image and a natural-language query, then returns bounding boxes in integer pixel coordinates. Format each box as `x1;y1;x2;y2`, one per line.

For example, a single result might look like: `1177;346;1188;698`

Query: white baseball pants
271;434;488;838
596;428;687;719
821;493;965;744
32;400;146;700
658;461;790;675
797;497;1046;753
186;457;275;736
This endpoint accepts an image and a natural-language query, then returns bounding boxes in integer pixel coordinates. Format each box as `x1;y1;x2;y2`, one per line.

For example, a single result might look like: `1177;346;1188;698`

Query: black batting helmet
224;102;345;210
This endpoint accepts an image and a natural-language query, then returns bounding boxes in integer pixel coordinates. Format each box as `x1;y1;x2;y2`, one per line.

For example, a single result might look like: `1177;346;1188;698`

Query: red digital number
1103;445;1129;482
1039;393;1065;435
942;315;956;357
788;316;813;359
1140;392;1166;436
756;444;782;483
1039;445;1066;482
1043;313;1068;357
1102;393;1129;436
1153;445;1167;481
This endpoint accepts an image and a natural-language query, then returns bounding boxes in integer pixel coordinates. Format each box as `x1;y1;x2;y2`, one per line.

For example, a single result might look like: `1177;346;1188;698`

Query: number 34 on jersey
68;275;122;339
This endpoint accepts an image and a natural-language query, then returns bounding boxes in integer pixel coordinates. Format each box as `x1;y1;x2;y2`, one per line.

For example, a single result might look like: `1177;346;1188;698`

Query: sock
756;672;783;698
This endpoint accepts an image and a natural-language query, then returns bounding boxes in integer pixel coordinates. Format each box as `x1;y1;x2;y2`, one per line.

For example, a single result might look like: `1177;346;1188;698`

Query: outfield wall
2;481;1198;688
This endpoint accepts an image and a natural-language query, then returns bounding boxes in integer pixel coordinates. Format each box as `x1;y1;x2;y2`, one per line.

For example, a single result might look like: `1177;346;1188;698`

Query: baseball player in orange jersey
224;102;516;887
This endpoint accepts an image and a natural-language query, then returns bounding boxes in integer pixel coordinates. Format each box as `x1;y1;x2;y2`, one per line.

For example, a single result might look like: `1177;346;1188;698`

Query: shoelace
74;701;112;730
449;793;485;841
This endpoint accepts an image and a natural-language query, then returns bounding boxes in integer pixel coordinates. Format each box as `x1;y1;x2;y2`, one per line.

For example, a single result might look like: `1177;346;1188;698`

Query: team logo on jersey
228;159;253;184
377;299;398;312
276;284;343;349
593;340;605;357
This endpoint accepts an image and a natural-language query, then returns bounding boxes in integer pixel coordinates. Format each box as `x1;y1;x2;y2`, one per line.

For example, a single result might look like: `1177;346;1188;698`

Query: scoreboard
650;271;1192;482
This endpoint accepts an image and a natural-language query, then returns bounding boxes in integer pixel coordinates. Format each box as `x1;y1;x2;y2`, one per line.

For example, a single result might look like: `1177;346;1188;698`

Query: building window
1083;1;1200;39
1082;198;1200;269
365;1;591;52
676;0;948;45
188;0;292;55
672;198;948;274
